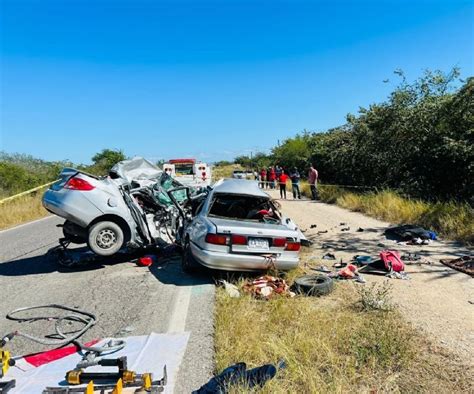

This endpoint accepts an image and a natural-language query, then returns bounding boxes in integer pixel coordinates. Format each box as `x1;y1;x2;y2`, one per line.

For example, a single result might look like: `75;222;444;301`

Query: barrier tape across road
0;180;57;205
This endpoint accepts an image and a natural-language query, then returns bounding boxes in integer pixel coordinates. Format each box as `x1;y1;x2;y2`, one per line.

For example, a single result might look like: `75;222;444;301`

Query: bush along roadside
300;183;474;244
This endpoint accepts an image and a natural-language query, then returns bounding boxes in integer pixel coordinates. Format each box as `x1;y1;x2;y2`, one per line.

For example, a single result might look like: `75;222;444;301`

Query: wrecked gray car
181;178;306;272
43;157;201;256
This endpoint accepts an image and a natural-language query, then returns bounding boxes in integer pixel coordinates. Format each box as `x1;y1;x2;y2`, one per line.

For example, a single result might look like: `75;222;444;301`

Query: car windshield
208;193;272;220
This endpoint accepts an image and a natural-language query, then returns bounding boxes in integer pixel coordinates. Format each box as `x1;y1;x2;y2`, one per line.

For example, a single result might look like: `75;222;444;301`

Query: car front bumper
190;242;299;272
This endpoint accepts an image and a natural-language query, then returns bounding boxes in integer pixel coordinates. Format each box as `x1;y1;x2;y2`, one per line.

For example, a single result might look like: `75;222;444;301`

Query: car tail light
231;234;247;245
205;233;228;245
272;238;287;247
285;241;301;251
64;177;95;191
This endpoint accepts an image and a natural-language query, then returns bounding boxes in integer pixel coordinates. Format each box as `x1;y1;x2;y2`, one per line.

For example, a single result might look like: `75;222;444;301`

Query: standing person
268;167;276;189
259;168;267;188
278;170;288;199
275;165;282;180
290;167;301;199
308;164;319;200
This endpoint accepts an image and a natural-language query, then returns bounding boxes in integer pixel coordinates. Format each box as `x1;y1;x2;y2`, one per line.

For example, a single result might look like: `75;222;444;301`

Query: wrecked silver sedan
43;157;197;256
181;179;304;272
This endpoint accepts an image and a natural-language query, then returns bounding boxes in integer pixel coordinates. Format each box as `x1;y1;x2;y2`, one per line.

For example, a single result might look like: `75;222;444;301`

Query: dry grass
0;191;49;230
215;255;471;392
212;164;243;180
300;184;473;243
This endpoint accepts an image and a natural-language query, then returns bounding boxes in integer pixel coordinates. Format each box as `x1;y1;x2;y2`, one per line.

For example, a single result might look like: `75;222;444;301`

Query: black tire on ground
293;274;334;296
87;221;124;256
182;240;200;274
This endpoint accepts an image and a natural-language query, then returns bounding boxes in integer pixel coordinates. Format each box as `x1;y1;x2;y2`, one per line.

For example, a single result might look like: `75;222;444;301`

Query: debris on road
384;224;437;243
243;275;294;299
193;360;286;393
293;274;334;296
220;280;241;298
440;255;474;277
137;255;154;267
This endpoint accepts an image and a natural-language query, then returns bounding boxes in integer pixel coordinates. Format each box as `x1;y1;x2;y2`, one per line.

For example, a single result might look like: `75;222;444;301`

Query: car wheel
293;274;334;296
182;240;200;273
88;221;124;256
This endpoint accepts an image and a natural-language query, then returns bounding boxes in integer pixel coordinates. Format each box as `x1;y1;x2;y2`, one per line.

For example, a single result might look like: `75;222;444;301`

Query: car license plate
248;238;269;250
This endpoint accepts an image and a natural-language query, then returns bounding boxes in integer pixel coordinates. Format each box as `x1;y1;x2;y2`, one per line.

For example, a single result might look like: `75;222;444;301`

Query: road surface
0;216;214;393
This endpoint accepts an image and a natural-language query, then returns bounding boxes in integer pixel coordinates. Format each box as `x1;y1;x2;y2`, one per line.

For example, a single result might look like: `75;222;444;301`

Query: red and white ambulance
163;158;212;187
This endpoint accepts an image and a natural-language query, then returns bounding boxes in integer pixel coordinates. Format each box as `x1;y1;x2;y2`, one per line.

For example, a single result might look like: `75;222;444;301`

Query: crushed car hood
109;157;162;183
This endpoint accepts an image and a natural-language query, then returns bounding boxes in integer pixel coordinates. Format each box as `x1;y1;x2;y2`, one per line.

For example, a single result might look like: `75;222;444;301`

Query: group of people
257;164;319;200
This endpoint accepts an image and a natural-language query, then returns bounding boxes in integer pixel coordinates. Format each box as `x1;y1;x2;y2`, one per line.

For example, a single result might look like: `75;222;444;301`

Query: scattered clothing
354;255;373;265
386;271;410;280
220;280;240;298
380;250;405;272
440;255;474;277
193;360;285;394
322;253;336;260
243;275;295;299
385;224;437;242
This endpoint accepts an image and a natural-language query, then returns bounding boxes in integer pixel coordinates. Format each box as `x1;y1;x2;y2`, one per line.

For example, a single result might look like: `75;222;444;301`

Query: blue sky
1;0;473;164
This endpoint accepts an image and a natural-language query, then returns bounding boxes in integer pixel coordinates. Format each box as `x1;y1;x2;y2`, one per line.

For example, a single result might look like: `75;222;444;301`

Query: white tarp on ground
7;332;190;393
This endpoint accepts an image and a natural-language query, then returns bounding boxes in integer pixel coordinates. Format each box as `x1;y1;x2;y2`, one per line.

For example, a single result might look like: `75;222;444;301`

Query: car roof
212;178;269;197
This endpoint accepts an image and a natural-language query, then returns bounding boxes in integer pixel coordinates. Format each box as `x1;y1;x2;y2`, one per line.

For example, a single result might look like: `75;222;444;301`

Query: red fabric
24;339;100;367
260;170;267;178
278;174;288;184
380;250;405;272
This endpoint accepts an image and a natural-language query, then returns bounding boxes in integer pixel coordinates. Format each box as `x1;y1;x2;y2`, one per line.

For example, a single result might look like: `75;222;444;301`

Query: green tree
88;149;126;175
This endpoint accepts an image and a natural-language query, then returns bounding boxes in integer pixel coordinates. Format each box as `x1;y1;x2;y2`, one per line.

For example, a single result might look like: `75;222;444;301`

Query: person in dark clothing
290;167;301;199
278;170;288;199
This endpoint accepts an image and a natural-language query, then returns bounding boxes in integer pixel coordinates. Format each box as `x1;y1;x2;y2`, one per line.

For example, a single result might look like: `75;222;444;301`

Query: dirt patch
268;190;474;365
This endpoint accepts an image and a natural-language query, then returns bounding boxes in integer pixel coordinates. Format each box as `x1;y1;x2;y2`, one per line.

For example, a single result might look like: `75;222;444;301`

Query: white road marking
167;286;192;333
0;215;56;234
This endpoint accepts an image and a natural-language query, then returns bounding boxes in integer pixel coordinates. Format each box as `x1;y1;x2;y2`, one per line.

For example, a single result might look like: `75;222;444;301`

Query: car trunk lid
209;217;299;254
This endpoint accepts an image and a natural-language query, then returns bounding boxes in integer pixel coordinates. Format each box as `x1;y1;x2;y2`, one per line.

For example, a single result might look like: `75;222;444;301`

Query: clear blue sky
1;0;473;164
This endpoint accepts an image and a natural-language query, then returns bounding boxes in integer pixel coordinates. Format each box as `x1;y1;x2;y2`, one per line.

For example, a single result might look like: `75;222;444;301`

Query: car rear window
208;193;270;220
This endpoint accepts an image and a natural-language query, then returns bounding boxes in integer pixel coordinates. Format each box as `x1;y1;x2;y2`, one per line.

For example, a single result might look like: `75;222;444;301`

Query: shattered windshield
153;174;188;207
208;193;274;221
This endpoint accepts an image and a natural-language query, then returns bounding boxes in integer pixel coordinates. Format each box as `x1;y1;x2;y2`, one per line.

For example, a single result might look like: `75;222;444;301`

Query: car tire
293;274;334;296
88;221;124;256
182;240;200;273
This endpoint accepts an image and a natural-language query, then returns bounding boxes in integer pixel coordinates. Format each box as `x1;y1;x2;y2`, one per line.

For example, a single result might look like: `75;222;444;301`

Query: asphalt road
0;216;215;393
